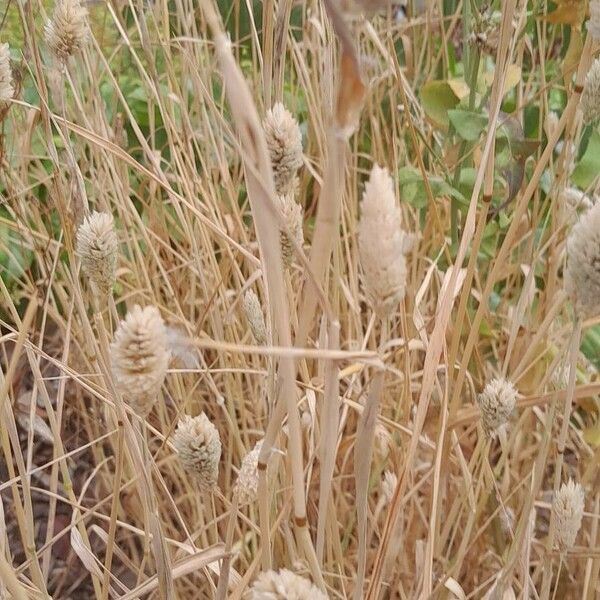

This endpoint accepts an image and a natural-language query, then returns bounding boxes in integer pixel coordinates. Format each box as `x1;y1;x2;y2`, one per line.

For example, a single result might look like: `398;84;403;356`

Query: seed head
274;192;303;267
564;201;600;318
550;361;571;391
111;306;169;416
235;440;262;503
381;470;397;505
0;43;14;105
247;569;327;600
263;103;303;195
553;479;585;551
172;413;221;491
358;165;411;318
561;187;594;222
76;211;118;297
243;289;267;345
477;378;518;436
588;0;600;41
499;507;515;535
544;111;559;140
581;58;600;125
45;0;88;62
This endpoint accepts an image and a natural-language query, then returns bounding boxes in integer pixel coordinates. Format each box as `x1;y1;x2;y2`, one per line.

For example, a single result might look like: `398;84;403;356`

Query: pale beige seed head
588;0;600;41
45;0;88;62
581;58;600;125
235;440;262;503
358;165;410;318
499;507;515;535
76;211;118;297
564;201;600;318
173;413;221;491
274;192;303;267
561;187;594;223
0;43;14;105
544;111;559;140
550;361;570;391
553;479;584;551
374;422;392;459
247;569;328;600
111;305;169;416
381;470;397;505
263;103;303;195
243;289;267;345
477;378;518;436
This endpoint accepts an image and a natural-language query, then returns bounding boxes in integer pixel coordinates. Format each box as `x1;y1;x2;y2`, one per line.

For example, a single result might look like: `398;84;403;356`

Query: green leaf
583;423;600;447
420;80;469;129
448;109;488;141
398;167;465;209
572;130;600;189
582;324;600;370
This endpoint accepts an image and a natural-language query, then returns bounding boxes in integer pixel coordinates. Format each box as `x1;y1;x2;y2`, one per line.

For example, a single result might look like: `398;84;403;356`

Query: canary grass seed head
0;43;14;105
565;201;600;318
588;0;600;41
247;568;327;600
561;187;594;219
553;479;584;551
477;378;518;436
76;211;118;297
45;0;88;62
235;440;262;503
173;413;221;491
111;305;169;416
358;165;409;318
275;192;303;267
243;289;267;345
581;58;600;125
381;470;398;505
263;103;303;195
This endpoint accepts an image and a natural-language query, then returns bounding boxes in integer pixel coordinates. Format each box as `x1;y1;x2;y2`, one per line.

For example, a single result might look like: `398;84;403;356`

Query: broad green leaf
583;423;600;447
563;28;583;80
398;167;465;209
420;80;469;129
581;323;600;370
448;109;488;141
572;130;600;189
483;64;522;96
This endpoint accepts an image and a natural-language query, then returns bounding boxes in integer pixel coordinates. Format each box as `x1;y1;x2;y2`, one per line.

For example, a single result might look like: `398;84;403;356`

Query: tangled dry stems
0;0;599;598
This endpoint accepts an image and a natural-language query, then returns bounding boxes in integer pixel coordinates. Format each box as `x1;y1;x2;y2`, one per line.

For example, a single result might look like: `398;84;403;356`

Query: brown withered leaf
336;51;367;133
322;0;367;134
543;0;586;26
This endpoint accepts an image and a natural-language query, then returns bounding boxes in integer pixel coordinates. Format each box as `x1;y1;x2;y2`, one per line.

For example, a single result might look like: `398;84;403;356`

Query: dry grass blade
119;546;228;600
199;0;323;586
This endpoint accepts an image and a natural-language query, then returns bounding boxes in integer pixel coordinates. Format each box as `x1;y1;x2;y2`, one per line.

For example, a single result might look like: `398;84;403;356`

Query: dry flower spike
45;0;88;62
110;305;170;416
247;568;328;600
358;165;411;318
263;103;303;196
564;201;600;318
0;43;14;105
172;413;221;492
243;289;267;345
553;479;585;551
234;440;262;503
275;192;304;267
580;57;600;125
477;377;518;436
588;0;600;40
75;211;118;297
